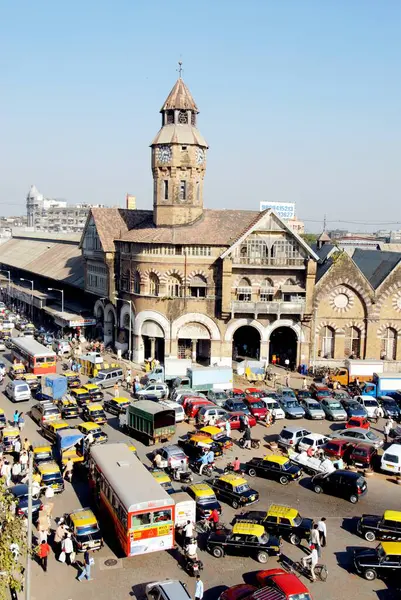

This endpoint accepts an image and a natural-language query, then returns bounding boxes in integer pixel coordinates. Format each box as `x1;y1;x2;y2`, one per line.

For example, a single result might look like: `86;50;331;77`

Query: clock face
196;147;205;165
156;146;172;164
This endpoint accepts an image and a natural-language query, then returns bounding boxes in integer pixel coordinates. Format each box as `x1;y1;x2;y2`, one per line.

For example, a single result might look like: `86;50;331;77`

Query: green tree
0;477;27;599
301;233;318;245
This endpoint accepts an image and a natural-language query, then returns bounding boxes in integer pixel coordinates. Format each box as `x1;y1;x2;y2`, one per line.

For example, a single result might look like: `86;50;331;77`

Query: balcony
232;256;305;268
231;300;306;319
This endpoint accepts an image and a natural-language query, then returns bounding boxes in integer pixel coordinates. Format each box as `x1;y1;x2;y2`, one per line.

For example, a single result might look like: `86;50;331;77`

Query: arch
319;325;335;359
187;269;209;285
166;273;182;297
225;318;268;343
131;271;141;294
134;310;170;339
171;313;221;341
142;268;163;281
375;282;401;312
94;300;105;319
344;325;362;358
266;319;305;343
269;327;298;367
315;320;344;334
160;268;185;283
284;277;297;285
104;303;117;324
119;303;135;329
377;322;401;336
233;325;261;360
149;272;160;297
232;274;259;287
238;277;251;287
314;279;372;312
261;277;274;288
379;326;398;360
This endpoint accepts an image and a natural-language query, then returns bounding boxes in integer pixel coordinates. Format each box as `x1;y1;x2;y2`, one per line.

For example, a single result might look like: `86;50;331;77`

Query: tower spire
177;60;183;78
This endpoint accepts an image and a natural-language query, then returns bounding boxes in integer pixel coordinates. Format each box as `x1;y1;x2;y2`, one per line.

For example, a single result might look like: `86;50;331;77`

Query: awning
43;305;96;328
280;285;306;293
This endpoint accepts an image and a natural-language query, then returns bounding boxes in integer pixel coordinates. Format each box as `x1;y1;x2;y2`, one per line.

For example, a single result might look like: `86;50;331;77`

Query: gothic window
179;181;187;201
236;277;252;302
271;239;302;265
381;327;397;360
149;273;160;297
131;271;141;294
178;110;188;124
344;326;361;358
163;180;169;200
121;269;130;292
320;326;335;358
167;275;182;298
190;275;207;298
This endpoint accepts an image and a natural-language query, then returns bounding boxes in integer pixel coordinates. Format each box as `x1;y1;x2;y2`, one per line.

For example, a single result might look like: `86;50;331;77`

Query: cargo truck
331;359;384;387
119;400;176;445
147;358;192;383
174;366;233;394
360;372;401;398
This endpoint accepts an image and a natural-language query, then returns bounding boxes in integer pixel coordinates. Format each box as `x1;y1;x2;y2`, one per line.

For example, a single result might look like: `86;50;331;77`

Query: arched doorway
177;322;211;365
269;327;297;369
233;326;261;360
104;306;116;346
142;320;165;363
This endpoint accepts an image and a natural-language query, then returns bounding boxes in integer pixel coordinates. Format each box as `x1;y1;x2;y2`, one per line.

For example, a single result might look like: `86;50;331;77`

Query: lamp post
114;296;132;361
20;278;34;321
0;269;10;301
48;287;65;338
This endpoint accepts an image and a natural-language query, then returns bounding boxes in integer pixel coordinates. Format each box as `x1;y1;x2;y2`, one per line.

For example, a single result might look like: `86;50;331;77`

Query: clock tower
151;70;208;227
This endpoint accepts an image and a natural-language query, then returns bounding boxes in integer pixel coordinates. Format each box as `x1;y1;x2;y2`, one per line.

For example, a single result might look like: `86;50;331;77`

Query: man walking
125;370;132;390
13;410;19;428
195;575;204;600
62;532;75;565
37;540;51;573
77;550;93;582
317;517;327;547
224;418;231;438
54;521;67;559
310;523;321;557
243;425;252;450
13;438;21;463
64;457;74;482
384;418;393;444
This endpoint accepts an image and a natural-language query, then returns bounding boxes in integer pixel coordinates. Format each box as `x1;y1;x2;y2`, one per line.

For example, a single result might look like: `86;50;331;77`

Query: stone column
334;330;345;359
191;339;197;362
365;319;380;359
260;340;269;362
150;337;156;359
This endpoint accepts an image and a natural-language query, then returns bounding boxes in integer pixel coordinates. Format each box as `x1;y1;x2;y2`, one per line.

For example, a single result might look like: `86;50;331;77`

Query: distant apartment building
26;184;104;232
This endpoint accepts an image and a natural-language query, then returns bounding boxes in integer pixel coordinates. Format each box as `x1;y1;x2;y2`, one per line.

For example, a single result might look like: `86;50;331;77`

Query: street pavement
0;352;399;600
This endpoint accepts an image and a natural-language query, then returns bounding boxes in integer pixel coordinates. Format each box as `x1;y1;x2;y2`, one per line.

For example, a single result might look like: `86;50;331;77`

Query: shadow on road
341;516;358;535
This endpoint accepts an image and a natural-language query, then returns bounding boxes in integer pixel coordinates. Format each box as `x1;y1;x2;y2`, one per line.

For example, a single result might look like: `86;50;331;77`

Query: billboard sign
260;201;295;220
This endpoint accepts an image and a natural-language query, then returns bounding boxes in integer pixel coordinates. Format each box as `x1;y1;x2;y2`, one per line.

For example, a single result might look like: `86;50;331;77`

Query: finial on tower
177;60;183;78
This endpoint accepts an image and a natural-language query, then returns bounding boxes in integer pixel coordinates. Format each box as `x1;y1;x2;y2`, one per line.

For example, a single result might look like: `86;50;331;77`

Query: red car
219;585;257;600
257;568;313;600
216;411;257;430
349;442;377;469
231;388;246;399
345;416;370;430
322;439;355;460
245;387;263;398
185;399;214;419
245;397;267;420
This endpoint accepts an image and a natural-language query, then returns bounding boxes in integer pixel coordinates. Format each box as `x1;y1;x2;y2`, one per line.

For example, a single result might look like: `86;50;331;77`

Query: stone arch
94;299;105;319
224;318;268;343
104;303;117;324
187;269;209;285
314;279;372;312
160;268;185;284
171;313;221;341
375;283;401;315
134;310;170;339
232;274;259;287
266;319;305;343
343;320;366;335
142;268;163;281
119;303;135;328
377;322;401;336
315;320;344;334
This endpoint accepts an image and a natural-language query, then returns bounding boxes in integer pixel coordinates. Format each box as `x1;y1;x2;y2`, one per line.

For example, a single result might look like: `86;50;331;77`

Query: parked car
381;444;401;474
349;443;377;469
320;398;348;421
299;398;325;420
333;427;384;448
277;387;297;399
310;383;332;401
256;568;313;600
224;399;251;414
298;433;330;453
341;399;367;418
145;581;190;600
196;405;228;426
312;470;367;503
332;389;351;401
206;522;280;563
216;412;257;430
355;395;380;419
10;484;42;517
262;398;285;420
278;398;305;419
245;455;302;485
346;416;370;430
354;541;401;581
379;396;401;420
278;426;311;449
159;400;185;423
207;390;229;407
244;398;267;421
295;389;312;401
136;383;169;399
154;445;188;470
357;509;401;542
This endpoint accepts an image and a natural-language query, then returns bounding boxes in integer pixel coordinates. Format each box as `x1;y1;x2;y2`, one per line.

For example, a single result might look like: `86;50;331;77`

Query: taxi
82;403;107;425
33;444;53;466
62;371;81;389
57;397;79;419
245;455;302;485
150;469;174;494
9;364;26;380
354;541;401;581
206;522;280;563
185;482;222;518
21;373;40;391
178;433;222;459
41;420;70;443
207;473;259;509
78;422;108;444
103;396;131;415
82;383;104;401
66;508;103;552
0;408;7;430
35;461;64;493
70;388;93;407
2;427;21;452
358;510;401;542
199;426;233;450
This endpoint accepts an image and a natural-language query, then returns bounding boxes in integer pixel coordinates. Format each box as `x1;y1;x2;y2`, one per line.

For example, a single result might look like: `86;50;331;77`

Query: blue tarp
55;429;84;458
43;374;68;400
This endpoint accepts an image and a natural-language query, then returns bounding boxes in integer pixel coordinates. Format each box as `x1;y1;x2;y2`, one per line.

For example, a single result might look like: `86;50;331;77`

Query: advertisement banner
260;201;296;220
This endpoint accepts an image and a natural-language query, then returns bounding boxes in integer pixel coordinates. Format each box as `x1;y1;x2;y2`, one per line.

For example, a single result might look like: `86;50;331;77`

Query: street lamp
48;287;65;338
114;296;132;361
0;269;10;299
20;278;34;321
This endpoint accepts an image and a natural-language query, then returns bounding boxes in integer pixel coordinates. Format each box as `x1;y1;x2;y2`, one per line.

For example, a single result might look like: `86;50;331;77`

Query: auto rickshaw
77;422;108;444
33;443;53;466
198;425;234;451
62;371;81;389
2;427;21;453
0;408;7;430
57;397;79;419
9;363;26;380
82;383;104;401
21;373;40;391
35;461;65;493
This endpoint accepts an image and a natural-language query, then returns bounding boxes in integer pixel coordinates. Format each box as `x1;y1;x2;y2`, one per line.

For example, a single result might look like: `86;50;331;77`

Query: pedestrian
37;540;51;573
302;544;319;581
64;457;74;482
183;520;194;544
18;413;25;431
125;370;132;390
317;517;327;547
208;508;219;531
285;373;290;387
355;377;360;388
242;413;249;428
23;438;31;452
373;405;383;423
232;456;241;472
224;418;231;438
54;522;67;558
114;382;119;398
61;532;75;565
77;550;93;582
12;461;21;483
384;418;393;443
13;438;21;462
195;575;204;600
310;523;321;557
13;410;19;427
243;425;252;450
1;461;11;487
303;377;308;390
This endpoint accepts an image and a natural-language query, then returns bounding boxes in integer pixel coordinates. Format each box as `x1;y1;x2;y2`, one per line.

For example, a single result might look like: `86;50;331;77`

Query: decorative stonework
315;321;344;334
377;322;401;336
329;286;354;313
187;270;209;285
343;320;366;337
392;291;401;313
314;278;372;312
160;268;185;283
142;268;162;282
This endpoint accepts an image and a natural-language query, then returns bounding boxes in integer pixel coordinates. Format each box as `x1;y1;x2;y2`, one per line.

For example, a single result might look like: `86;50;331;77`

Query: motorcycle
223;464;244;476
239;437;261;450
171;467;193;483
184;554;203;576
189;460;215;477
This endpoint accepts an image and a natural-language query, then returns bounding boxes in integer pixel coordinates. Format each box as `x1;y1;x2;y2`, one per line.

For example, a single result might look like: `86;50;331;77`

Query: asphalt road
0;349;399;600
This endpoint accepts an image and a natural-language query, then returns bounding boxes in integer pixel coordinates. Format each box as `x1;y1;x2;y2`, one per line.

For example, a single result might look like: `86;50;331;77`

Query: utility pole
25;451;33;600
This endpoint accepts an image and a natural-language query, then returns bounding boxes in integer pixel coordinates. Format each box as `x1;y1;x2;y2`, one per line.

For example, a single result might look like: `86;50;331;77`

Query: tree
301;233;318;245
0;478;27;600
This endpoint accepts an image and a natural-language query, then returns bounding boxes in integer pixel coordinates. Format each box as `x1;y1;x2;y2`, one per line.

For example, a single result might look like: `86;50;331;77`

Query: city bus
89;443;175;557
11;337;57;376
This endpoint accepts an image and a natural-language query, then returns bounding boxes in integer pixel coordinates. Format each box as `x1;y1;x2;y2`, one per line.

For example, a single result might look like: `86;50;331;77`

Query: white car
136;383;169;399
263;398;285;419
159;400;185;423
355;395;379;418
298;433;330;453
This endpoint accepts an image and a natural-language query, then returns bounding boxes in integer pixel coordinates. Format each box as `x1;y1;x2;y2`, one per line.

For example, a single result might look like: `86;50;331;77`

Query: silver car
333;427;384;448
155;445;188;469
320;398;347;421
136;383;169;399
299;398;325;420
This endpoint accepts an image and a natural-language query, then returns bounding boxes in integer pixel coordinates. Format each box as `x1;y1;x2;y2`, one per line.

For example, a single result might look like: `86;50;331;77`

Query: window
163;180;169;200
260;277;274;302
344;326;361;358
130;509;172;529
190;275;207;298
320;326;335;358
181;146;187;151
149;273;160;296
166;111;174;124
167;275;182;297
121;269;130;292
271;238;303;265
196;181;200;202
381;327;397;360
236;277;252;302
178;110;188;124
179;180;187;201
132;271;141;294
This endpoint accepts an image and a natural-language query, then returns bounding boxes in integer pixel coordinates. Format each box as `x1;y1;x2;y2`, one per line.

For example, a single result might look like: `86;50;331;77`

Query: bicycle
279;554;328;582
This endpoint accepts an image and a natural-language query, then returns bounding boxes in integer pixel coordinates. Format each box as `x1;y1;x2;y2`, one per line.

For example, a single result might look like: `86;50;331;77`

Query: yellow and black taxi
33;443;53;466
70;388;93;407
354;541;401;581
150;469;174;495
199;425;233;451
62;370;81;389
21;373;40;391
245;454;302;486
81;403;107;425
207;473;259;509
206;522;281;564
57;397;79;419
103;396;130;415
65;508;103;552
178;434;223;460
35;461;64;493
185;483;222;518
82;383;104;402
78;422;108;444
0;408;6;430
233;504;313;546
41;420;70;444
2;426;21;452
9;363;26;380
358;510;401;542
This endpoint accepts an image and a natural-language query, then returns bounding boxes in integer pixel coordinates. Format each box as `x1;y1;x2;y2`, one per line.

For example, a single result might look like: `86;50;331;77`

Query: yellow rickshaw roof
69;509;98;526
151;470;171;484
33;445;52;454
189;483;215;497
63;371;78;378
232;522;265;537
263;455;290;465
83;384;100;391
383;510;401;523
127;444;137;452
38;462;61;474
3;427;19;436
49;421;70;430
219;473;247;486
200;426;222;436
23;374;38;380
11;364;25;371
88;404;103;411
381;542;401;555
0;409;4;415
190;434;213;444
268;504;299;520
79;422;101;432
114;397;130;404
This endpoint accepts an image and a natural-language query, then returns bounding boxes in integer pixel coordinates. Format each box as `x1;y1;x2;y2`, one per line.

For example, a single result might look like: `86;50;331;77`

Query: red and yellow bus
11;337;57;376
89;443;175;557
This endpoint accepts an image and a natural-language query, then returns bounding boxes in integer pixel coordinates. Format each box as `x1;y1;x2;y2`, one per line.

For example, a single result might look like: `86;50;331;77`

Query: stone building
81;74;319;366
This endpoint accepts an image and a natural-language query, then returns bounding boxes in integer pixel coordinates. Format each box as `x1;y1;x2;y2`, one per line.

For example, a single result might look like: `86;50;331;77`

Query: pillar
334;331;345;360
365;320;380;359
150;337;156;359
260;340;269;362
191;339;197;362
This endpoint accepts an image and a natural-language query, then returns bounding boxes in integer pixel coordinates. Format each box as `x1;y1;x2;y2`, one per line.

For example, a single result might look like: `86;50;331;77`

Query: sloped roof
0;236;84;288
152;124;208;147
311;242;336;263
352;249;401;289
317;231;331;243
89;208;153;252
316;258;333;282
160;78;198;112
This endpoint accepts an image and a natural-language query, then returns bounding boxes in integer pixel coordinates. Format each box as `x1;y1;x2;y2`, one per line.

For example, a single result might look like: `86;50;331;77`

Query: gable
81;216;103;253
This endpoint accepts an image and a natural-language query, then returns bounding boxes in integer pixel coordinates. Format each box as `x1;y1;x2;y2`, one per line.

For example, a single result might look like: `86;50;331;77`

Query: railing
232;256;305;267
231;300;306;318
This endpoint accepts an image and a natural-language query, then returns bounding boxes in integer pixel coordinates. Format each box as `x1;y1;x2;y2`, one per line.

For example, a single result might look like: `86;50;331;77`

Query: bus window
131;509;172;528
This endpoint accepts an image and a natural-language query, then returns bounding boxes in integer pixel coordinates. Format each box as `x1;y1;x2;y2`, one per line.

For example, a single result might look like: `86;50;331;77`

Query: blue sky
1;1;400;231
